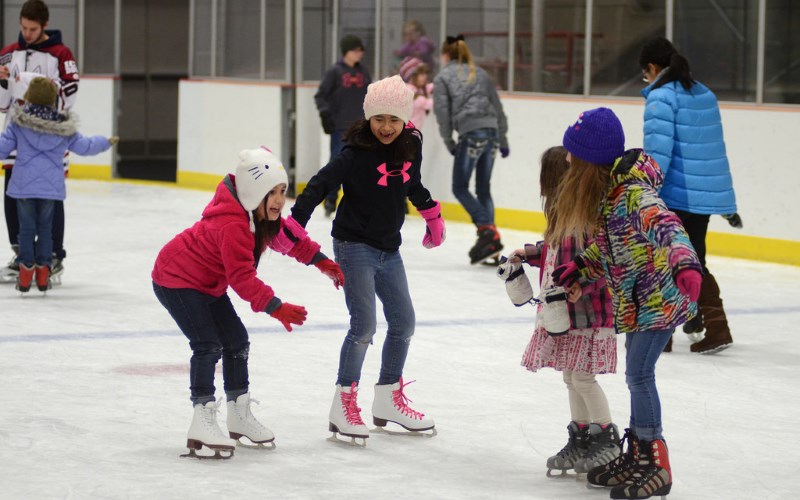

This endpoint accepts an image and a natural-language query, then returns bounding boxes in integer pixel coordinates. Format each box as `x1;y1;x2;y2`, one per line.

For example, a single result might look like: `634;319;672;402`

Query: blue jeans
625;329;673;441
452;128;498;226
333;239;415;386
153;283;250;405
16;198;55;267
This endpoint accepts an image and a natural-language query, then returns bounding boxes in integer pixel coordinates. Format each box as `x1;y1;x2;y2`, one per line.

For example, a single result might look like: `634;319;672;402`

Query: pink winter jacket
152;175;320;313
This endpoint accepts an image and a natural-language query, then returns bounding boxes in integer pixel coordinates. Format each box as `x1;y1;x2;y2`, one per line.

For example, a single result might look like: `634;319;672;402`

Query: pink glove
269;302;307;332
315;258;344;289
675;269;702;302
552;260;582;287
419;202;446;249
271;216;308;254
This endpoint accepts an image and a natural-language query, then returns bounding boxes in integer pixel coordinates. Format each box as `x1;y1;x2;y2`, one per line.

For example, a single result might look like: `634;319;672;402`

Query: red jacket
152;175;320;313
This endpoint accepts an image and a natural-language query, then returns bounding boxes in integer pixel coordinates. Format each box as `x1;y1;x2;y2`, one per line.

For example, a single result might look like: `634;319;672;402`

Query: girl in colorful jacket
640;37;740;353
0;77;114;293
550;108;702;499
289;75;445;445
510;146;618;477
152;147;344;459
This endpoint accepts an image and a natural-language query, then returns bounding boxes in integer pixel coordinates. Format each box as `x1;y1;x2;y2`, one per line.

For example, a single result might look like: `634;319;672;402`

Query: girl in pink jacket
152;147;344;459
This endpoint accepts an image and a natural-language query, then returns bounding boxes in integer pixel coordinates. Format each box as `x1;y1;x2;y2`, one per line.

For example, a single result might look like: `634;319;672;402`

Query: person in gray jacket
433;34;509;265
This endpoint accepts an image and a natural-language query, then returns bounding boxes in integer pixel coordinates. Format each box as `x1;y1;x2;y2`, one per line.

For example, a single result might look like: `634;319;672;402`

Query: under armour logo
376;162;411;186
342;72;365;88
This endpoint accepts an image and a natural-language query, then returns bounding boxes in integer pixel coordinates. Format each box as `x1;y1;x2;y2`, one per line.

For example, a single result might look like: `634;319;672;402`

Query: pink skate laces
341;382;365;425
392;378;425;420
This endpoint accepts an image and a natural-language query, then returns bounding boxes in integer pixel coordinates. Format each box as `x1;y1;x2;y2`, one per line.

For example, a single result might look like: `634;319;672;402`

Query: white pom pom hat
362;75;414;124
235;146;288;231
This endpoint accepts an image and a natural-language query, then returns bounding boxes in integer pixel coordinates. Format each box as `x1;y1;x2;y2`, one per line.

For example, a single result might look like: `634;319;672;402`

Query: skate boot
181;400;236;459
690;272;733;354
587;428;639;487
226;393;275;449
50;255;64;286
0;245;19;283
15;263;34;293
469;224;504;265
575;423;621;474
372;378;435;434
546;421;590;477
610;439;671;499
35;265;51;292
328;382;369;445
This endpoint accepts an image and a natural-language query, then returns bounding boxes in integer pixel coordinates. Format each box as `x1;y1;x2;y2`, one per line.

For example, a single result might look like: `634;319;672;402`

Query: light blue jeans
16;198;55;267
452;128;498;226
333;239;415;386
625;329;673;441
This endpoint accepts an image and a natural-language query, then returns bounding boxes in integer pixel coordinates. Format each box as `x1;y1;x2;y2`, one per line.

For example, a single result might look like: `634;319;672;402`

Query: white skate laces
341;382;366;426
391;378;425;420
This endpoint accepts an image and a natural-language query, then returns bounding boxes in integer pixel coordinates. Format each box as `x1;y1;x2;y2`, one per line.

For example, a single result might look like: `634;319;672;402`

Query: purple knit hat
562;107;625;165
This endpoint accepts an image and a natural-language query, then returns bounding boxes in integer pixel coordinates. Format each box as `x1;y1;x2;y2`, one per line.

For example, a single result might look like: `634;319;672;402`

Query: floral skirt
521;314;617;375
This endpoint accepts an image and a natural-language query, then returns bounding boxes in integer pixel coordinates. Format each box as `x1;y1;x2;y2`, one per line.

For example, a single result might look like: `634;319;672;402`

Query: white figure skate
371;378;436;436
181;400;236;459
328;382;369;446
227;393;276;449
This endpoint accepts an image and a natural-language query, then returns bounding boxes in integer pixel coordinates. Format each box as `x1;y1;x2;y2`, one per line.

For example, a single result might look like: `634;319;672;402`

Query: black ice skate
547;421;590;477
469;224;504;265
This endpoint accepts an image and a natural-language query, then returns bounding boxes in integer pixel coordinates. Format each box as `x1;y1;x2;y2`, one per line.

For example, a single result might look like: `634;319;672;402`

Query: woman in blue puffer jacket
639;37;739;354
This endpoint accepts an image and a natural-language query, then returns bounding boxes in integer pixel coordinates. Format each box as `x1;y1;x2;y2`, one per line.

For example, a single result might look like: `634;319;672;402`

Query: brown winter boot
690;272;733;354
610;439;671;499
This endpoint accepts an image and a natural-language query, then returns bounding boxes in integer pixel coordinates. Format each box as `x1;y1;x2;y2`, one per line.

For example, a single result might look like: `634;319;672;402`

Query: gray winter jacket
433;61;508;152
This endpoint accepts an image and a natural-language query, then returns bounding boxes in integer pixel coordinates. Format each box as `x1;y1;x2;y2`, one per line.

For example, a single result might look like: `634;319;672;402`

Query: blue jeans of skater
452;128;498;226
16;198;55;267
625;329;673;441
333;239;415;387
325;131;345;206
153;283;250;405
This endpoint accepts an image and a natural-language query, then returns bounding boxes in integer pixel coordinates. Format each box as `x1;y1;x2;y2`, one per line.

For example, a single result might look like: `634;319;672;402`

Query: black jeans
153;283;250;405
672;209;709;273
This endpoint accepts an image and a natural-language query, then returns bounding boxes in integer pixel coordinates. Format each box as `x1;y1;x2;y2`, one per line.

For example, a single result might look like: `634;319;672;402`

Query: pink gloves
270;302;308;332
675;269;702;302
419;201;446;249
272;216;307;254
315;258;344;289
552;260;582;288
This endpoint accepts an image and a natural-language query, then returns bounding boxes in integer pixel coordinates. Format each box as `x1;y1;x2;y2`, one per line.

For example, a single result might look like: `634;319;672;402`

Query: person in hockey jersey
152;147;345;458
0;77;115;293
0;0;79;284
290;75;446;444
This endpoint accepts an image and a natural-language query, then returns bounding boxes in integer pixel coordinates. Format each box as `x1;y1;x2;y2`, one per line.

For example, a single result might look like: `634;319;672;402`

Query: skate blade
546;468;578;478
327;432;367;447
180;447;235;460
233;437;276;450
369;424;439;438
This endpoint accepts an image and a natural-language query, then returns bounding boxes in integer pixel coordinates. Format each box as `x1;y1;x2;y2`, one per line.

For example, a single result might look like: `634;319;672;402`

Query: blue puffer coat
641;79;737;215
0;104;110;201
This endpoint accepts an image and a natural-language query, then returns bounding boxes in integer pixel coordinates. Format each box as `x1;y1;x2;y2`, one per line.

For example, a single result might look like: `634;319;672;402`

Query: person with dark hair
639;37;741;354
314;34;372;217
433;34;509;265
152;147;344;459
290;75;445;445
0;0;80;285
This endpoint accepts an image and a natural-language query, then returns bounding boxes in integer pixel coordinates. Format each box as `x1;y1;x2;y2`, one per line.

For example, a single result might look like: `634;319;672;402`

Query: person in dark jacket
314;34;372;217
639;37;741;354
292;75;445;445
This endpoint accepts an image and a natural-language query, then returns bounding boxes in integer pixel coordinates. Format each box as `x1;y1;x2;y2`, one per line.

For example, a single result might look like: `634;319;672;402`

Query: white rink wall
69;76;115;167
171;80;799;258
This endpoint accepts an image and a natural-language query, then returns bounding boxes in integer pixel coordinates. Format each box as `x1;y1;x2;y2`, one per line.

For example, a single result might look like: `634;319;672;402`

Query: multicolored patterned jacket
576;149;701;333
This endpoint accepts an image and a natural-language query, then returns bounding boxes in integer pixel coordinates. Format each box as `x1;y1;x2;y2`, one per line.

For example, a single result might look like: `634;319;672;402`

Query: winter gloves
675;269;702;302
269;302;308;332
418;201;446;249
722;213;743;229
315;258;344;289
500;147;510;158
552;258;585;288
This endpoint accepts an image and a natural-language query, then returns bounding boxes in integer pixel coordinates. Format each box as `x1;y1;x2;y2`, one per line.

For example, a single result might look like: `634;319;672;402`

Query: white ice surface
1;180;798;500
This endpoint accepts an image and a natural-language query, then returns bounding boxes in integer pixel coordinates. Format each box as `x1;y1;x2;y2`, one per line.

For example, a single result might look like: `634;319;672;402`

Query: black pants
672;209;709;274
4;167;66;259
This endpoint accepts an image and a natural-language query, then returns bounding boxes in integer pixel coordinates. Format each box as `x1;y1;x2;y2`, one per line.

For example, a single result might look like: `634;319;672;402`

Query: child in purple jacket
0;76;117;292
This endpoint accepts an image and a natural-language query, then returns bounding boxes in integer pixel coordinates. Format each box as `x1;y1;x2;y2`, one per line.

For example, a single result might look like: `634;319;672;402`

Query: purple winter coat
0;104;111;201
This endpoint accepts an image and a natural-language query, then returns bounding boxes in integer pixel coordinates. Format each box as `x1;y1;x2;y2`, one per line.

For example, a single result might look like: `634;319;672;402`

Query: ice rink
2;179;798;500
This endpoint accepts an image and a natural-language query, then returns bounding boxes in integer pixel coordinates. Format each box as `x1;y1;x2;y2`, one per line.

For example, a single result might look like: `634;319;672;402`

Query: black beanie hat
340;34;365;56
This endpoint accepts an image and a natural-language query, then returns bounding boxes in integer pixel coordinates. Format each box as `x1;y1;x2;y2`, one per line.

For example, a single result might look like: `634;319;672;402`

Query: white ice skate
0;249;19;284
226;393;275;449
328;382;369;446
371;378;436;436
181;400;236;459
